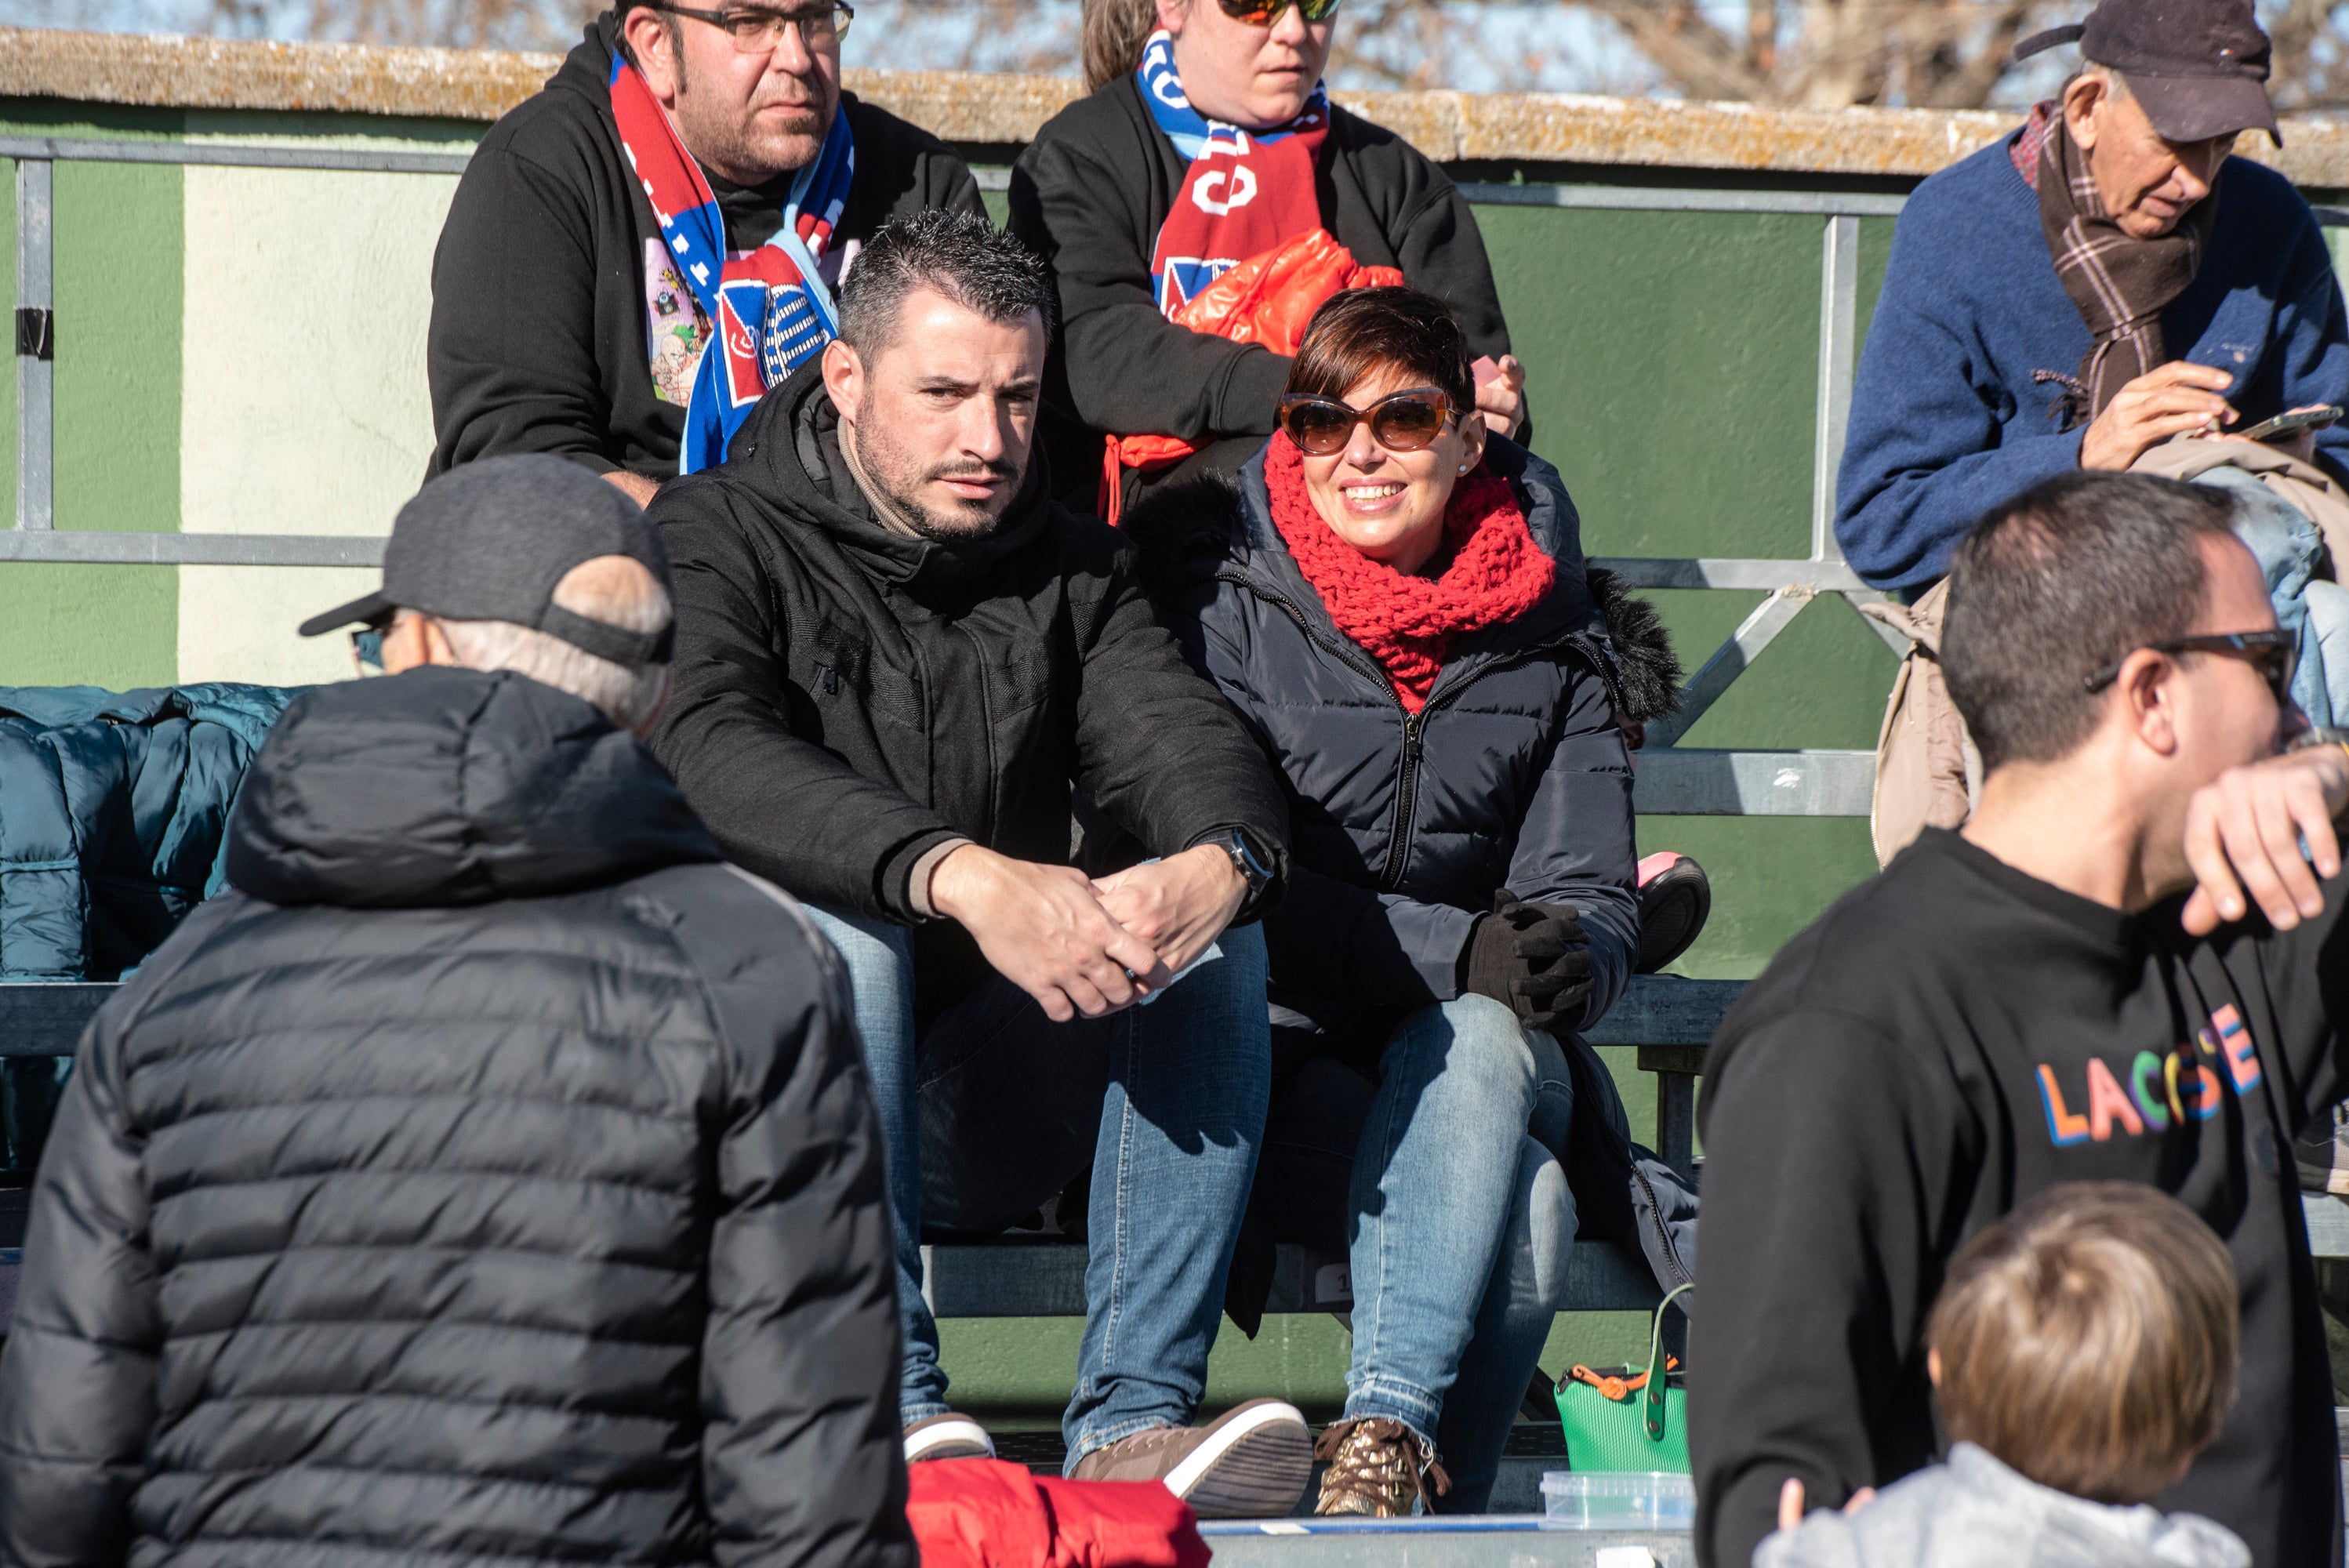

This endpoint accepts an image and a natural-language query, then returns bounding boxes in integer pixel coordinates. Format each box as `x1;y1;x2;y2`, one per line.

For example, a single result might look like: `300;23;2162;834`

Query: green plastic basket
1555;1282;1691;1473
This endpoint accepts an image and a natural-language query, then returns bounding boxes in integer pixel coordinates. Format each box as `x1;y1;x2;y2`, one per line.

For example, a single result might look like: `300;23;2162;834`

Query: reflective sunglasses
2083;629;2296;706
644;0;852;52
1216;0;1344;23
347;613;398;677
1278;387;1456;456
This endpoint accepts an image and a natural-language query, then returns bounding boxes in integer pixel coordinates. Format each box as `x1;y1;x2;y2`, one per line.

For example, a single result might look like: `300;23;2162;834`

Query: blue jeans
1252;995;1577;1509
802;906;1270;1463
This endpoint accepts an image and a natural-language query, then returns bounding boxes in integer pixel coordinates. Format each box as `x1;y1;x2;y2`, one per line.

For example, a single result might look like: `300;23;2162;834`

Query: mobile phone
2236;405;2345;443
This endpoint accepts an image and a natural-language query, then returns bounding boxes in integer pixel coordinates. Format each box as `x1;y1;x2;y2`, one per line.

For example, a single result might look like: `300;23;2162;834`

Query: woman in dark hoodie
1142;287;1640;1515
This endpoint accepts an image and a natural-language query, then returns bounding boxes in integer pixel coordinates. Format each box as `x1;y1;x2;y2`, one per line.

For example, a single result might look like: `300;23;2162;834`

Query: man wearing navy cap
0;455;913;1568
1835;0;2349;592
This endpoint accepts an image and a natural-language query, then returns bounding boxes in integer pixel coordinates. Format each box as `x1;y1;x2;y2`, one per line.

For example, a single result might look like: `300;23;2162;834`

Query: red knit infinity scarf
1264;430;1556;712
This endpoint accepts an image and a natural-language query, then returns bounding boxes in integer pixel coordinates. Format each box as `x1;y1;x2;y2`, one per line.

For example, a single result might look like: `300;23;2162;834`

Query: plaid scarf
2028;102;2218;430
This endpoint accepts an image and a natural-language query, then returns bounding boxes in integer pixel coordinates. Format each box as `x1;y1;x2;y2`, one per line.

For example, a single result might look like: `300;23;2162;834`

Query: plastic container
1540;1471;1697;1530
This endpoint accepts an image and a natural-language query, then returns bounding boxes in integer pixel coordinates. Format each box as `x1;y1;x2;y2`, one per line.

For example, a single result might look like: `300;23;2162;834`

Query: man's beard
844;416;1026;542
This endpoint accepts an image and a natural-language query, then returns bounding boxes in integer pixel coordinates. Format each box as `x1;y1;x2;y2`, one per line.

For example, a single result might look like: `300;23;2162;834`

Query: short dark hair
1928;1181;2238;1504
1942;472;2241;770
1284;287;1476;414
836;210;1051;354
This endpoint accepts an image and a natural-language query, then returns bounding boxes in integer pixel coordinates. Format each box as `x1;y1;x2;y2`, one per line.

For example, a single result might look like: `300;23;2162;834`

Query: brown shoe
1069;1398;1313;1518
903;1411;995;1463
1313;1417;1450;1517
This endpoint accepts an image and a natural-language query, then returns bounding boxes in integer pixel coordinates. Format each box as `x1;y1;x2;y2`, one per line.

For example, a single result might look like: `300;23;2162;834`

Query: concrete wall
6;30;2347;1424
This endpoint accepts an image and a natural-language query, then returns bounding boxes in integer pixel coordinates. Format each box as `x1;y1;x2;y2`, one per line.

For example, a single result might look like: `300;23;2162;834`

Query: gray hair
420;557;672;731
837;210;1052;355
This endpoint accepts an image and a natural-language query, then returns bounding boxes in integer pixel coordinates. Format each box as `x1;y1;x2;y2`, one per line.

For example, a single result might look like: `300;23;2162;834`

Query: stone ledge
4;24;2347;183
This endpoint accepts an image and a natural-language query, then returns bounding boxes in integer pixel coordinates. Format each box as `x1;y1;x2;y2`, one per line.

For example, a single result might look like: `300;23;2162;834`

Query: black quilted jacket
0;666;914;1568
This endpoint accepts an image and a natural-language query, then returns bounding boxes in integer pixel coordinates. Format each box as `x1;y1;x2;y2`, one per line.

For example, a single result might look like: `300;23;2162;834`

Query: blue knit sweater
1835;135;2349;591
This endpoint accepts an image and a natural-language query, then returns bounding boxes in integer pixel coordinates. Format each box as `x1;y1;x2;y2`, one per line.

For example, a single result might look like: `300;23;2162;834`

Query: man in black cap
0;454;914;1568
1835;0;2349;593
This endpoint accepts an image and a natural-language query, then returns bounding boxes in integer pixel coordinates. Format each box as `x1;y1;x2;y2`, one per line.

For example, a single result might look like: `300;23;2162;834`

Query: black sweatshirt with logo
1692;829;2346;1568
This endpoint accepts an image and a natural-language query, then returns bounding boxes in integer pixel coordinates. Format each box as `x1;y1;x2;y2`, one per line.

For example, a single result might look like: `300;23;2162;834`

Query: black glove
1459;890;1593;1033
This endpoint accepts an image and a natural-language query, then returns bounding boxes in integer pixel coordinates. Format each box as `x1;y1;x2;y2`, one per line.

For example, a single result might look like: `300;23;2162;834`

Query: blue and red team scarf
1138;28;1330;316
609;54;854;474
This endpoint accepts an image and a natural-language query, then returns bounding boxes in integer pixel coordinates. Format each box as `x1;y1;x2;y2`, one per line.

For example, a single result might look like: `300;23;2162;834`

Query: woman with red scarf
1135;288;1639;1516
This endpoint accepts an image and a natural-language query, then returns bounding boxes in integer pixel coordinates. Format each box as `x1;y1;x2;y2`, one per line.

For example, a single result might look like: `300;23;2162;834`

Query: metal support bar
1840;588;1919;655
1590;556;1869;591
0;136;470;176
1643;585;1812;748
1812;214;1858;561
1457;181;1908;218
1631;747;1875;817
16;158;53;532
0;531;386;565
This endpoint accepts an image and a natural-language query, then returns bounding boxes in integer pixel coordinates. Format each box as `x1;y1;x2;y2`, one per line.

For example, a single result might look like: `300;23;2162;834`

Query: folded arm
428;144;626;477
1007;140;1290;444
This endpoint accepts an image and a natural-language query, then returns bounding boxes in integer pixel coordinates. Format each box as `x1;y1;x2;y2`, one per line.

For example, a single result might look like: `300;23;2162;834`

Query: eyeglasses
1216;0;1344;23
644;0;852;52
349;626;387;675
1279;387;1456;456
2083;629;2297;706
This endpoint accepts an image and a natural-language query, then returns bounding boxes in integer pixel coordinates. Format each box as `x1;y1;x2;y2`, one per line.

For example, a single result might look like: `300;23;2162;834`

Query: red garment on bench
905;1457;1211;1568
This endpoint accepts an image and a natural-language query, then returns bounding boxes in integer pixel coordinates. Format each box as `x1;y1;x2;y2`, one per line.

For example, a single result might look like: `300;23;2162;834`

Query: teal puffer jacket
0;683;296;983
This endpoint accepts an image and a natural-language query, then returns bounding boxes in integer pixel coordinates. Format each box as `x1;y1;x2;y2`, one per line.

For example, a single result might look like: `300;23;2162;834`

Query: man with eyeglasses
1835;0;2349;594
1691;471;2349;1568
426;0;982;503
1008;0;1525;519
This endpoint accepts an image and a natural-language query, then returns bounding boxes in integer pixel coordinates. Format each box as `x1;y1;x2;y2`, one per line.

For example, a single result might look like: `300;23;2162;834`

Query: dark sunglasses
348;616;395;675
1278;387;1455;456
1216;0;1343;22
2083;629;2296;705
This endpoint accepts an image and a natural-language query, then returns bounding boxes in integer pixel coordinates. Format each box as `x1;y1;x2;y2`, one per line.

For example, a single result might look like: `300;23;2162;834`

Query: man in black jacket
0;456;912;1568
649;211;1310;1515
1693;472;2349;1568
427;2;982;503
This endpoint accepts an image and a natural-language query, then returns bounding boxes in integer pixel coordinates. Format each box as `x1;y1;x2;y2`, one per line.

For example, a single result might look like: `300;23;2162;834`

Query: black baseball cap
300;455;675;665
2015;0;2281;147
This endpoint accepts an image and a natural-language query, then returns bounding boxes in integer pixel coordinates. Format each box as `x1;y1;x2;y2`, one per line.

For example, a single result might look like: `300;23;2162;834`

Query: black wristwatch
1201;828;1276;915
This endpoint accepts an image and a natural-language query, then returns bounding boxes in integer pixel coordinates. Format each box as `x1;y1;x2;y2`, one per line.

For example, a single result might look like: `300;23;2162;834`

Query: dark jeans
804;906;1271;1464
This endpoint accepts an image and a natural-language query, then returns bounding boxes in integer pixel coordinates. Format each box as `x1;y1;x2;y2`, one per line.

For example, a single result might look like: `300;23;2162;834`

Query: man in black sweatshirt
427;3;981;503
1694;470;2349;1568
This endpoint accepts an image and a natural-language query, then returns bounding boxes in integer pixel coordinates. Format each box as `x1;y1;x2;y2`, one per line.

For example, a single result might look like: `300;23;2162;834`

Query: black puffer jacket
648;361;1289;1018
0;666;913;1568
1135;441;1638;1036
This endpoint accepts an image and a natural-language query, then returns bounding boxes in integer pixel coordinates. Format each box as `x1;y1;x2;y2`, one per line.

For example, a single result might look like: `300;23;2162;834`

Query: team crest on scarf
1138;29;1329;316
609;54;853;473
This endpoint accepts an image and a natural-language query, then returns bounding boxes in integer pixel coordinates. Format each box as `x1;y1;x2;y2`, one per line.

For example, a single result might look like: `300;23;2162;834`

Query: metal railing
44;135;2322;819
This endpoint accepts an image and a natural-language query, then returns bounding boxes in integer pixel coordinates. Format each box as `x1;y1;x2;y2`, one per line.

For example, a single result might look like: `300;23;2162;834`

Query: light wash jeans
1345;994;1577;1509
802;905;1271;1465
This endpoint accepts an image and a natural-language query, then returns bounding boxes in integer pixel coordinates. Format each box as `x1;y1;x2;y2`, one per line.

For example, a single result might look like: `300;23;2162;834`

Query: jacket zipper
1222;569;1610;894
1628;1160;1696;1293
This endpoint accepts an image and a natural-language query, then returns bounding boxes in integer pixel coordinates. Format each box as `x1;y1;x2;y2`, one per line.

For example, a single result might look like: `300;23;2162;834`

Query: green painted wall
0;102;183;688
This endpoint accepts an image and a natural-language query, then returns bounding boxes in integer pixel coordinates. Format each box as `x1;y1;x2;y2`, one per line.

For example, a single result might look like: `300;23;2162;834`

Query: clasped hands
1461;891;1593;1033
927;841;1246;1023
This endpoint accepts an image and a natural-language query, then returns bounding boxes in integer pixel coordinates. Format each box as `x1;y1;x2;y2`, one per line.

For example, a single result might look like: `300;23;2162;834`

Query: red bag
905;1457;1212;1568
1102;229;1403;521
